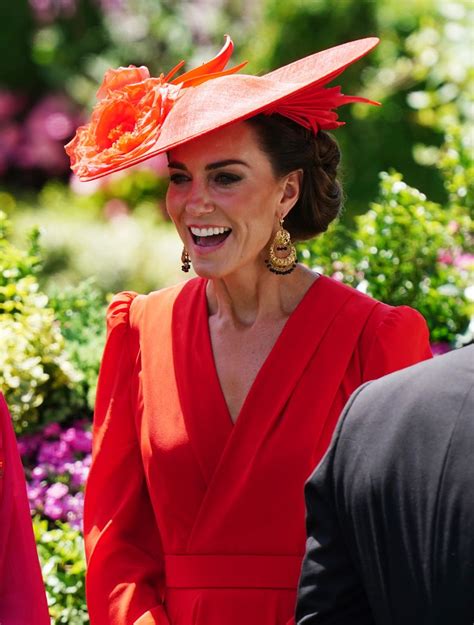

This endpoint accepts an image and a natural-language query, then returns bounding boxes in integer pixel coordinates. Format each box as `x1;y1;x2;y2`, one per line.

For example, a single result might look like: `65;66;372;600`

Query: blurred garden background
0;0;473;622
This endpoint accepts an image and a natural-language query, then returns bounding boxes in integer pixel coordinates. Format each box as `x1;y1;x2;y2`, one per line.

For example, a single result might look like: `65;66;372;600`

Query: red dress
84;276;432;625
0;394;50;624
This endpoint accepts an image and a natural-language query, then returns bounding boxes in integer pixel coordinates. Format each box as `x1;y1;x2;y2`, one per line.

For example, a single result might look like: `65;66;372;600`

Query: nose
185;181;215;216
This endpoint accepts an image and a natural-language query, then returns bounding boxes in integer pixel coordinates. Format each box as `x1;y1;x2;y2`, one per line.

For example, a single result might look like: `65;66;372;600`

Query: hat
65;35;379;181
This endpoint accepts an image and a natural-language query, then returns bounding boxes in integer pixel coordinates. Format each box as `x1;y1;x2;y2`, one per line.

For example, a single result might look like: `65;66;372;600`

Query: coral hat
66;35;379;181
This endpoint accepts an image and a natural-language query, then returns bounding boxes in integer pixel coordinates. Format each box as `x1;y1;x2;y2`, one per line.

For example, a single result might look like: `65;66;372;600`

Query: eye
169;173;190;185
213;172;242;186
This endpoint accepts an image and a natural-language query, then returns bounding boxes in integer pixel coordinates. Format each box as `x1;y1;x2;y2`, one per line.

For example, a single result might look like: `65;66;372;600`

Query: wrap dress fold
84;275;432;625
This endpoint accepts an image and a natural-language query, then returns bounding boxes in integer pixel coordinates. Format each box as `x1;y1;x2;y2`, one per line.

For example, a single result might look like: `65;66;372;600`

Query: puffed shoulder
377;305;429;343
105;290;139;333
378;303;426;330
362;303;432;382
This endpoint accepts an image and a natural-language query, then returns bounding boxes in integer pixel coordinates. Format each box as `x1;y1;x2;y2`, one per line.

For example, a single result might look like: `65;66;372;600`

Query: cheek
165;187;182;222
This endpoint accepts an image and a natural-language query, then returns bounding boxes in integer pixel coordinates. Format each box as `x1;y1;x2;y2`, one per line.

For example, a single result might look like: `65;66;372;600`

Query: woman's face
166;121;299;279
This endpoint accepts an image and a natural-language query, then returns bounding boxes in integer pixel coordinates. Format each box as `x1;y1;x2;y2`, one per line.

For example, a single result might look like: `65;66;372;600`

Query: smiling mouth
189;227;232;248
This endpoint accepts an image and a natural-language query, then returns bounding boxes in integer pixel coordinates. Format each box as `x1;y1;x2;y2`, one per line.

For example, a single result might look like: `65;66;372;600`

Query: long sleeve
361;304;432;382
296;385;375;625
84;292;170;625
0;394;50;625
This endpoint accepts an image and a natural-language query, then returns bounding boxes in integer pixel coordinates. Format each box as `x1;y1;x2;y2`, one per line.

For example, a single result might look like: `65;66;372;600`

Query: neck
206;262;317;327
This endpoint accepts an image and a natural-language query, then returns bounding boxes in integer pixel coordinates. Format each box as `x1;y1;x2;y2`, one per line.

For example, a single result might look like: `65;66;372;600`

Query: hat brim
79;37;379;181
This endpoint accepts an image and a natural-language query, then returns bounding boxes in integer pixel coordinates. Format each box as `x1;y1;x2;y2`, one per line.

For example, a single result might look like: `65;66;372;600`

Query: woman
67;37;432;625
0;394;50;624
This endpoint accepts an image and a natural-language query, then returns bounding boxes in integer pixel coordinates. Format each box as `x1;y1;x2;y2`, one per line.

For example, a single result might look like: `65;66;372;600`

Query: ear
278;169;303;219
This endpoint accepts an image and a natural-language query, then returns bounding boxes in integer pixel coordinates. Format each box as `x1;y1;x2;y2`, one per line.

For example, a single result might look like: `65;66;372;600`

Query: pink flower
453;253;474;269
447;220;460;234
437;249;454;265
0;90;26;121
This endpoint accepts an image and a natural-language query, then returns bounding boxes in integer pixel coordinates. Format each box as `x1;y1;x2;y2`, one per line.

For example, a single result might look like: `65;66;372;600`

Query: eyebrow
167;159;250;171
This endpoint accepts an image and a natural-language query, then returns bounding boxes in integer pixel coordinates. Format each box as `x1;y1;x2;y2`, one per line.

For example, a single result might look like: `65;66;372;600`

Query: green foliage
48;278;107;411
0;210;81;433
33;517;88;625
247;0;473;214
245;0;377;74
436;126;474;212
93;169;169;213
11;181;185;296
301;171;473;343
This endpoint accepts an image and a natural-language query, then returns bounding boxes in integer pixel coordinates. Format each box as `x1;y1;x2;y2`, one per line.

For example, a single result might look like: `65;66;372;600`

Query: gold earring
181;247;191;273
265;219;297;275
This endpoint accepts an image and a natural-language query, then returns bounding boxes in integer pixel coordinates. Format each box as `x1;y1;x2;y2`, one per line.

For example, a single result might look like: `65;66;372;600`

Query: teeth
190;226;231;237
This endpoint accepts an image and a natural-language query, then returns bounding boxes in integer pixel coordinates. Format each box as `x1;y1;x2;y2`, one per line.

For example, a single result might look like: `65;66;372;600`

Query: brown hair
246;113;343;241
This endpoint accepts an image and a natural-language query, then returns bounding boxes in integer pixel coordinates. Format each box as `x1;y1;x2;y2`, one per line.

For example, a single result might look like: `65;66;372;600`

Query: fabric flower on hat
65;35;246;180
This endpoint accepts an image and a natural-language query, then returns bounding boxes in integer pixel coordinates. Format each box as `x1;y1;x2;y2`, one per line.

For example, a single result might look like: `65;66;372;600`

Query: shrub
11;191;186;296
48;278;107;411
0;210;81;433
301;171;473;344
34;517;88;625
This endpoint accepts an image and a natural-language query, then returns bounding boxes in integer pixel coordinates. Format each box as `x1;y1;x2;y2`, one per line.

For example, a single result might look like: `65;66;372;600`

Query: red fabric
84;276;432;625
0;394;50;625
164;555;301;588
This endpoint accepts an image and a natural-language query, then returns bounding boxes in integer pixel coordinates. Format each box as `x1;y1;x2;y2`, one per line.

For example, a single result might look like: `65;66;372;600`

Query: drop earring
181;247;191;273
265;218;297;275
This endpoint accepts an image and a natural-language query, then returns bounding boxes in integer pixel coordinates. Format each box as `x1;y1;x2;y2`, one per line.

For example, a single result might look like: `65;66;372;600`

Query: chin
191;261;230;280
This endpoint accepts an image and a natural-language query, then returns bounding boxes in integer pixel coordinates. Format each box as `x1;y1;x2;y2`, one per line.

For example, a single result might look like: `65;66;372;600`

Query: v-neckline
202;275;323;428
171;273;360;490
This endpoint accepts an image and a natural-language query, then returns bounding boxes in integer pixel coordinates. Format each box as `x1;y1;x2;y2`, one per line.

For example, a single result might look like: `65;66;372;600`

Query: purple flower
31;465;48;480
44;499;66;520
64;492;85;529
38;439;71;466
20;418;92;524
17;440;31;457
46;482;69;499
0;90;27;122
61;427;92;453
0;124;21;175
29;0;77;23
27;483;48;513
43;422;62;438
18;433;42;458
431;342;452;356
13;94;82;176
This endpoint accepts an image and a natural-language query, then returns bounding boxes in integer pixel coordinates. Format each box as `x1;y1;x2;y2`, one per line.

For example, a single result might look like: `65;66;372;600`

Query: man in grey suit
296;345;474;625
